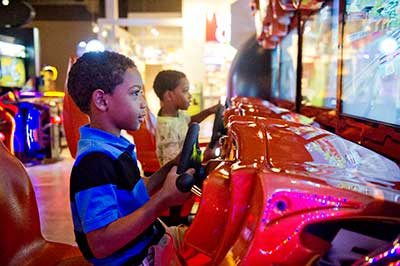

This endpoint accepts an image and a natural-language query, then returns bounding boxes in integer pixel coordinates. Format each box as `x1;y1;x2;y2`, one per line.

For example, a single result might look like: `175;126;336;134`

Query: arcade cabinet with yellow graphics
39;65;58;92
39;66;66;161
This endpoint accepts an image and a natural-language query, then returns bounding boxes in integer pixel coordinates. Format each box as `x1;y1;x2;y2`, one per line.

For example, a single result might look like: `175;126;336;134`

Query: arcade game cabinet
0;27;59;164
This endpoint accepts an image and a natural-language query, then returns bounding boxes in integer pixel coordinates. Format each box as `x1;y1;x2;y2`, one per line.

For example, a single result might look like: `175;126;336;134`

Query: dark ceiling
26;0;182;21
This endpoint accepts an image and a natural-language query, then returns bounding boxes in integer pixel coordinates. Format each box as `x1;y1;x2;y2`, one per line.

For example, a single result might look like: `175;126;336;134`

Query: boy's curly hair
153;70;186;100
67;51;136;114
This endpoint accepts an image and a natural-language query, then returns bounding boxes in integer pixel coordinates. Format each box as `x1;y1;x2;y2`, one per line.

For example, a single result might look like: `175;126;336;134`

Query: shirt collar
79;125;136;154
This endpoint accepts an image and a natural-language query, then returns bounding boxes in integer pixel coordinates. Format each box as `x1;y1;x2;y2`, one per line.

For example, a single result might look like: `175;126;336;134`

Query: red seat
127;109;160;175
63;56;89;159
0;141;90;266
0;101;17;155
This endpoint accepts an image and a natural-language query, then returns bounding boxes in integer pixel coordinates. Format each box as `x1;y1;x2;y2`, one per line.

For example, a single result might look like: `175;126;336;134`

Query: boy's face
107;67;146;131
172;77;191;110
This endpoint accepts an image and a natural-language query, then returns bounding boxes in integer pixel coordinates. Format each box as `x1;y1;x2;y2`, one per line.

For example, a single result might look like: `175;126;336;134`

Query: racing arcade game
260;0;400;163
177;0;400;265
178;118;399;266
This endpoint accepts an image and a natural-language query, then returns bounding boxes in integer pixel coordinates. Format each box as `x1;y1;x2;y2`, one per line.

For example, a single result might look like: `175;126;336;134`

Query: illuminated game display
302;3;339;108
342;0;400;126
0;28;39;91
0;56;26;88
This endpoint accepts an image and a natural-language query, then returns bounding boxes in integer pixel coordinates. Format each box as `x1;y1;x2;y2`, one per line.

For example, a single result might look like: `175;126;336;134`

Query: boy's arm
145;159;177;195
190;103;221;124
86;165;193;259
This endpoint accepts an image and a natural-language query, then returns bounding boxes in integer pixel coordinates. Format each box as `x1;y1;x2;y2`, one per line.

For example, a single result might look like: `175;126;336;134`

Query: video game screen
0;55;26;87
301;1;339;108
0;27;39;89
276;29;298;102
341;0;400;126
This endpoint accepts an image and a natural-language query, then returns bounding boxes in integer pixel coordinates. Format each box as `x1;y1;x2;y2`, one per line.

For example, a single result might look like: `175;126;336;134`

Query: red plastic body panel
226;96;316;126
185;115;400;265
278;0;325;11
184;163;232;256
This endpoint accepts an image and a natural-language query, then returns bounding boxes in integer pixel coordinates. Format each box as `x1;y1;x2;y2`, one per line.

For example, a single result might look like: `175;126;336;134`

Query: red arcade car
177;115;400;266
226;96;318;126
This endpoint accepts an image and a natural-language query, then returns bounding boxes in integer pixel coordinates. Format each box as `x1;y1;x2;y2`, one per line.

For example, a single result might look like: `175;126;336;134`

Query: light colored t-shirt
156;110;191;166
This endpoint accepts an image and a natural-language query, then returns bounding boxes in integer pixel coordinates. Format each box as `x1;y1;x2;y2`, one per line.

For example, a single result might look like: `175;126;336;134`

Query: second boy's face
172;77;191;110
107;67;146;132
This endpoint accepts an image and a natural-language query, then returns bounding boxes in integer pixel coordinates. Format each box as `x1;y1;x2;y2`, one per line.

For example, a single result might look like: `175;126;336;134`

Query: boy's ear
164;90;173;102
92;89;108;111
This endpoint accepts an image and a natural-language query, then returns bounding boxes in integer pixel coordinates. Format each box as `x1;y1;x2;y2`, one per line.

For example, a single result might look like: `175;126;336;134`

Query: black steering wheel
208;104;226;150
176;123;205;193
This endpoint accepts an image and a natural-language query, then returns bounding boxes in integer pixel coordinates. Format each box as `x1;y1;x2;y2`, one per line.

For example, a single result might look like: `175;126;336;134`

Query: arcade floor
26;148;76;245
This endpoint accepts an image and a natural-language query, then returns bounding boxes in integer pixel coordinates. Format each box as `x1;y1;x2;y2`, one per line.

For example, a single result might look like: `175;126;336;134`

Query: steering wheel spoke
176;123;206;195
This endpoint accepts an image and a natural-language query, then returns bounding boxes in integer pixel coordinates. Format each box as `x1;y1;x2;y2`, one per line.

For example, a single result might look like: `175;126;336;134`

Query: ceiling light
150;28;159;37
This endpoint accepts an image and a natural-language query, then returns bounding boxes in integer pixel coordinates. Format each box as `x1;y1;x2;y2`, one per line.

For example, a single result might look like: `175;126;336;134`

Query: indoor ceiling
26;0;182;20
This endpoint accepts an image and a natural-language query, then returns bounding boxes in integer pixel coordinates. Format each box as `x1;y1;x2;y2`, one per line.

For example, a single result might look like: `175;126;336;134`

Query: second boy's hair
67;51;136;114
153;70;186;100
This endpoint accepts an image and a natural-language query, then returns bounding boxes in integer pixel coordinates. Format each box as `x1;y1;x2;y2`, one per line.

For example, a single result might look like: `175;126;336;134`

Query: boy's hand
169;153;181;166
203;146;218;161
159;166;194;207
210;102;223;114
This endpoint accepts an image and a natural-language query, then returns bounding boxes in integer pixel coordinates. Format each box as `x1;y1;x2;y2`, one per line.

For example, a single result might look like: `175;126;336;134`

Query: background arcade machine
22;64;66;163
0;27;59;165
0;30;30;156
17;88;65;164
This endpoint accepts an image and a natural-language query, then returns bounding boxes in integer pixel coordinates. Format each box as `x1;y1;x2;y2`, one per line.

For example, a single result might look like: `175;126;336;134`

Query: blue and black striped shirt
70;125;164;265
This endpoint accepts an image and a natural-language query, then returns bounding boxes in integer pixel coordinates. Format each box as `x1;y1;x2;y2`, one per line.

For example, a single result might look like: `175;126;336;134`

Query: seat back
0;102;16;155
128;109;160;175
0;141;42;263
62;56;89;158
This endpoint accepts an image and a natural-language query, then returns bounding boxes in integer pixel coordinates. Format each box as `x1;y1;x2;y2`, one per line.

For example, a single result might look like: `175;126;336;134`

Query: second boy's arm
145;159;178;195
190;103;221;124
